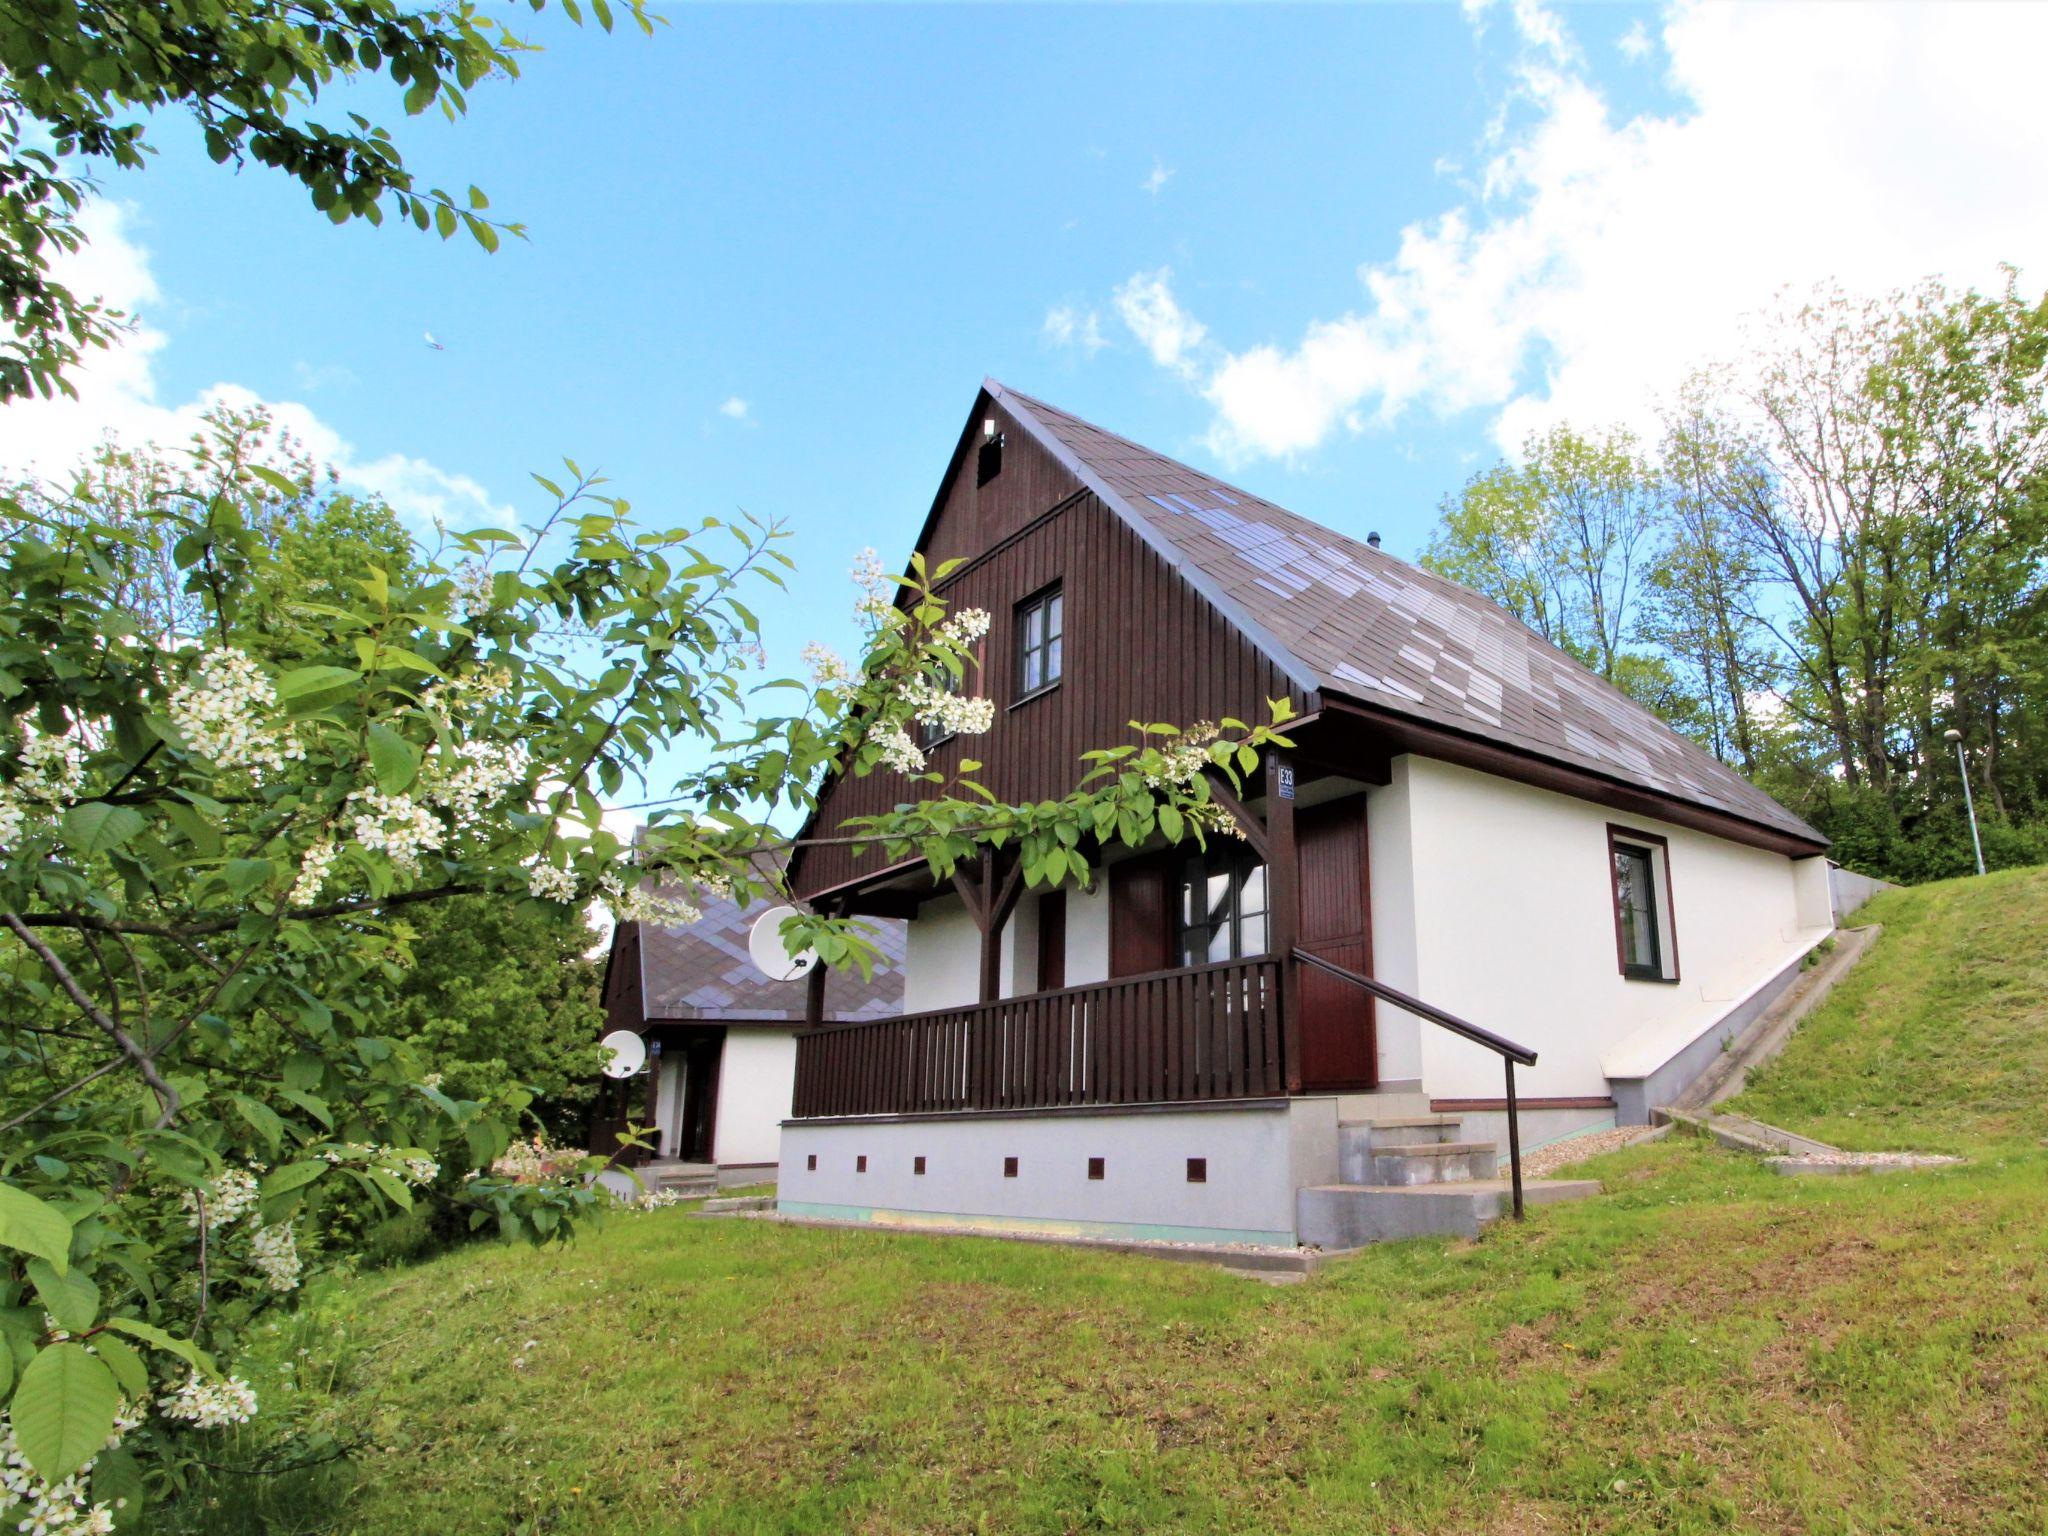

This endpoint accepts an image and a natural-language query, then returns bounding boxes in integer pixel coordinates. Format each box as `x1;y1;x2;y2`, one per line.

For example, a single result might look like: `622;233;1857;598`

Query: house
777;380;1843;1249
592;882;904;1187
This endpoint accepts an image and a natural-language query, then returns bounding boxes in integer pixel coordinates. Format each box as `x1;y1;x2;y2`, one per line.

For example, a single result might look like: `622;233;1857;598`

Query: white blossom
938;607;991;647
345;789;443;877
598;874;702;928
802;642;851;689
249;1220;302;1293
287;840;340;908
421;738;530;832
158;1374;258;1430
2;725;90;853
875;726;925;776
1144;723;1221;790
181;1167;261;1232
526;862;578;903
166;648;303;776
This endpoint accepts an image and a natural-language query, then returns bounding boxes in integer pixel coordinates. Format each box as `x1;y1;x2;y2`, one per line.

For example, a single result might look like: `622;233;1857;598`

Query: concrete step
700;1194;774;1214
1367;1141;1500;1185
641;1161;719;1199
1297;1177;1602;1251
1357;1115;1465;1149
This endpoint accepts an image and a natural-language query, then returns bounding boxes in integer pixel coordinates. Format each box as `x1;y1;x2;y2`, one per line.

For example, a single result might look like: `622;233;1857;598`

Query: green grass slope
188;874;2048;1536
1732;865;2048;1153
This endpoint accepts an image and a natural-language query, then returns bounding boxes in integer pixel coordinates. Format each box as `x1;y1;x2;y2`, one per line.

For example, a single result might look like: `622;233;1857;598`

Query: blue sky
5;1;2042;809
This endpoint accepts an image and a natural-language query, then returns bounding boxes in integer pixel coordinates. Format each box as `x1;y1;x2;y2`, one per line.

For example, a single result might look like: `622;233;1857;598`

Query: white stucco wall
1396;755;1832;1102
1364;770;1424;1088
712;1027;797;1167
903;881;1108;1007
902;893;982;1012
1067;877;1111;987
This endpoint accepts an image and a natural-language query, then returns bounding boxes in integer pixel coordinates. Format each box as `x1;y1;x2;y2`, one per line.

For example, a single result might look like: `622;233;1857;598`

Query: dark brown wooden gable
600;923;646;1034
919;395;1086;570
792;488;1305;901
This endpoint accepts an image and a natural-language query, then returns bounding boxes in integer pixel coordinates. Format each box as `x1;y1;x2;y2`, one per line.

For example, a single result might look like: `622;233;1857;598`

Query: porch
790;955;1288;1119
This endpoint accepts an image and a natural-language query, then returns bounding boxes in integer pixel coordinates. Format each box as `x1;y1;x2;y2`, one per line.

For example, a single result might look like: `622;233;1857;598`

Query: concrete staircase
640;1160;719;1201
1299;1110;1600;1250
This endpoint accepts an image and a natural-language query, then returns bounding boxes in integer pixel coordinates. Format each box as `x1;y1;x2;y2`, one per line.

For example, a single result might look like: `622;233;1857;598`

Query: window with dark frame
1015;585;1063;698
1612;838;1663;979
1175;842;1269;965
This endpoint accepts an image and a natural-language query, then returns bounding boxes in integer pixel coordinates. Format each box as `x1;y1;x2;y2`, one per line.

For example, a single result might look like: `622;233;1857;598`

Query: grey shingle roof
635;886;904;1024
989;381;1822;848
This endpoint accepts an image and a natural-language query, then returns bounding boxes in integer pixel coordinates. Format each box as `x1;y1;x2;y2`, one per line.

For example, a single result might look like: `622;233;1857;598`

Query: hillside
182;873;2048;1535
1730;865;2048;1152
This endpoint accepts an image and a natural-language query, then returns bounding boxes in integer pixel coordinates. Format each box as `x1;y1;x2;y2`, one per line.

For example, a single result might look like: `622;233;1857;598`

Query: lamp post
1944;728;1986;877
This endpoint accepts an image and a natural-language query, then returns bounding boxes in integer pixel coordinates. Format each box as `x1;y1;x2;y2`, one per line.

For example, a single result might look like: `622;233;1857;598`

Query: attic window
977;419;1005;486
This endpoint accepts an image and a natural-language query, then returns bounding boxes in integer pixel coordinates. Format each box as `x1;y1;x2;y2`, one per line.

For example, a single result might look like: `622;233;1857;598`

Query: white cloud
717;395;750;421
1113;268;1209;379
0;200;510;528
1042;304;1107;355
1112;0;2048;463
1141;157;1175;197
1617;19;1653;62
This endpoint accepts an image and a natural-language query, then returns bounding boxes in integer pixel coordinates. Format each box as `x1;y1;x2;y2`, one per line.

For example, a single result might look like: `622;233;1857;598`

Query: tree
381;895;604;1138
0;0;655;401
1424;425;1663;681
0;424;1289;1526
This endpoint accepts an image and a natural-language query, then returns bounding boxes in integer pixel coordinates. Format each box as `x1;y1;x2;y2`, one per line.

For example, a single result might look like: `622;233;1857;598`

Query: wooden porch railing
791;955;1285;1118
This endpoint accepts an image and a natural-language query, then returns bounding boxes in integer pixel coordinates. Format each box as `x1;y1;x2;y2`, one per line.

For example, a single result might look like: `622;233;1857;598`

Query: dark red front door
1295;797;1376;1091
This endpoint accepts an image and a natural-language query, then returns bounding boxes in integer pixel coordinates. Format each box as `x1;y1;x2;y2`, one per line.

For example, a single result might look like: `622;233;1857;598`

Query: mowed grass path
227;872;2048;1535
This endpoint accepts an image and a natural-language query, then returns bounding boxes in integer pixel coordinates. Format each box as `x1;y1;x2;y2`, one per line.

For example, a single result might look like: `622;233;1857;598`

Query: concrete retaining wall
779;1099;1340;1245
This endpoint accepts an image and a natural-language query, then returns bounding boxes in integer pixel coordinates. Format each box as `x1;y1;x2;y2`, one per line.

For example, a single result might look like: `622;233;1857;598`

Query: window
1608;827;1678;982
976;420;1004;485
1015;585;1063;698
1176;842;1269;965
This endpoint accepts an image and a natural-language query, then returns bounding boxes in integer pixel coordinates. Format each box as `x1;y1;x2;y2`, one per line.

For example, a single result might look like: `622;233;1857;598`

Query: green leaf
261;1161;327;1200
275;665;361;701
103;1318;214;1375
59;803;146;855
12;1344;119;1483
367;723;420;792
364;1169;414;1210
224;858;279;895
90;1334;148;1401
0;1183;74;1273
28;1258;98;1333
231;1093;285;1153
93;1445;147;1530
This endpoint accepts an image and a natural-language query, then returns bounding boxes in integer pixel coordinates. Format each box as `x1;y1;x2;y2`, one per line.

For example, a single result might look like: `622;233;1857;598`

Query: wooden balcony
790;955;1286;1119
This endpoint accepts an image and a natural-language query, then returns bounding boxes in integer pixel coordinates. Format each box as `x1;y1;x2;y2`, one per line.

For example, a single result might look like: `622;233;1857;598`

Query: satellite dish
599;1030;647;1079
747;905;818;983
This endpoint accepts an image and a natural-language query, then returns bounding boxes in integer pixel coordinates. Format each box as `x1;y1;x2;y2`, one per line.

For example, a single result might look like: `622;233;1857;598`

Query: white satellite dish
747;905;818;983
599;1030;647;1079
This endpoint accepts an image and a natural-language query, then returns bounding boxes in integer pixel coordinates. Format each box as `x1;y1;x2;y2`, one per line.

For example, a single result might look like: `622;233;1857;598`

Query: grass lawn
199;871;2048;1535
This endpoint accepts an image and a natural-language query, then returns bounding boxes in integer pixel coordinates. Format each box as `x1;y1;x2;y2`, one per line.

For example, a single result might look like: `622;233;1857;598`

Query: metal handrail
1292;948;1538;1219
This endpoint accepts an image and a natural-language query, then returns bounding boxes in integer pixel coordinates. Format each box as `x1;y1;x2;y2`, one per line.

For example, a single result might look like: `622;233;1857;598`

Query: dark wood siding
794;490;1305;900
1109;856;1172;977
1295;796;1376;1091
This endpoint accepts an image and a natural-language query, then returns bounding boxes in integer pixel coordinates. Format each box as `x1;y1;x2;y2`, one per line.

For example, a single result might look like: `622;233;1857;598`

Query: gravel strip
1520;1125;1647;1178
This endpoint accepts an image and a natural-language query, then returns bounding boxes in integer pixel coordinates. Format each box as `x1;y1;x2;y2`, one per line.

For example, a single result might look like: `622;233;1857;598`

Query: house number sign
1277;766;1296;800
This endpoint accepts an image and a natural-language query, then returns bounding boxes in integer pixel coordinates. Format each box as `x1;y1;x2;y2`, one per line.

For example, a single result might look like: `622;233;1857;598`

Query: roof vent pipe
1367;531;1383;549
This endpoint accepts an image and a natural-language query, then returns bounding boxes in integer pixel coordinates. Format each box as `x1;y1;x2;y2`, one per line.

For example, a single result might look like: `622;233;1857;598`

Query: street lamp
1944;729;1986;876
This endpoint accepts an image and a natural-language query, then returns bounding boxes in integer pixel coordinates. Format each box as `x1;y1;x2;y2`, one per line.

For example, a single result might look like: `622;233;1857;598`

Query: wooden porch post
1265;749;1303;1092
803;954;827;1030
953;849;1025;1003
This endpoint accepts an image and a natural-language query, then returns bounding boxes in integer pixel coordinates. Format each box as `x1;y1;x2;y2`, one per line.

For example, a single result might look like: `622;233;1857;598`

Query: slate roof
987;381;1822;848
632;885;905;1024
